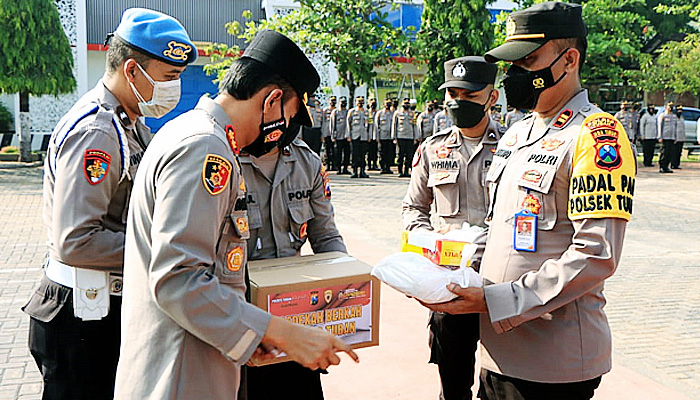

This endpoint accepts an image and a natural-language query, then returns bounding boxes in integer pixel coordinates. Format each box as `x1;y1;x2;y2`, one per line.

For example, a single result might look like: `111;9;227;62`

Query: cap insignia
163;41;192;61
506;16;517;37
452;62;466;78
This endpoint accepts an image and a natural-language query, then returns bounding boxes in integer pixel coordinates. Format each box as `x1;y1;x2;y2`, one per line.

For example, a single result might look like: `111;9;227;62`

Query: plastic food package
371;252;482;304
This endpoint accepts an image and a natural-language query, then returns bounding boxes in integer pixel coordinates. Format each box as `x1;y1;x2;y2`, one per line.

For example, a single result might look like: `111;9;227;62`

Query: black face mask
340;101;347;108
503;48;569;110
446;98;489;129
647;107;656;115
330;101;336;107
242;94;295;158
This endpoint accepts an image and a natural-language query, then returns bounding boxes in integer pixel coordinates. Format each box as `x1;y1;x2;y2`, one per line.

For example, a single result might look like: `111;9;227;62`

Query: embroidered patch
521;169;543;184
436;146;451;159
235;216;249;236
226;246;244;272
264;129;283;143
163;41;192;62
225;125;239;154
541;138;565;151
504;135;517;147
521;194;541;215
452;62;466;78
433;171;451;181
83;149;111;185
320;165;331;199
490;148;497;154
239;174;246;192
299;222;308;240
202;154;232;195
569;113;636;221
552;108;573;128
412;147;422;167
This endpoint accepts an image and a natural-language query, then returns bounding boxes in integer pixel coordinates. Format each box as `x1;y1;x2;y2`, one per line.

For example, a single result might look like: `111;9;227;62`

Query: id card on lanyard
514;189;537;252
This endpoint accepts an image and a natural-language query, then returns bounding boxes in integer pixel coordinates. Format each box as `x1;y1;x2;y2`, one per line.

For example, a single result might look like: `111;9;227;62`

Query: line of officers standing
613;100;688;173
312;95;454;177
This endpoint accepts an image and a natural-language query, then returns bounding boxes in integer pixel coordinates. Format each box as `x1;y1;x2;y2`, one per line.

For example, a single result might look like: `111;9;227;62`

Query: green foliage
205;1;411;100
415;0;494;102
0;102;12;132
634;33;700;95
0;0;76;95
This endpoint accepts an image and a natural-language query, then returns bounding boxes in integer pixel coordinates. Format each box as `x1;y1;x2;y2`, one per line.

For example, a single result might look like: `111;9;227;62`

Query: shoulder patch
568;113;636;221
202;154;232;195
320;164;331;199
552;108;573;129
412;145;422;167
83;149;111;185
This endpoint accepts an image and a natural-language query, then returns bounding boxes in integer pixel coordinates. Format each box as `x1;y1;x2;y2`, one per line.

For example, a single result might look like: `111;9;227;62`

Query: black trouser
28;286;121;400
397;138;414;174
642;138;656;166
352;139;368;169
1;133;12;148
240;362;324;400
379;139;394;171
658;139;675;169
323;136;335;170
335;139;351;170
367;140;378;168
478;369;601;400
429;312;479;400
302;127;322;155
671;140;684;168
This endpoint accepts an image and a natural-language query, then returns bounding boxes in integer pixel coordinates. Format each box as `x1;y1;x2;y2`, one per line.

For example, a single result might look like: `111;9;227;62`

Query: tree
414;0;494;103
206;1;411;101
0;0;76;161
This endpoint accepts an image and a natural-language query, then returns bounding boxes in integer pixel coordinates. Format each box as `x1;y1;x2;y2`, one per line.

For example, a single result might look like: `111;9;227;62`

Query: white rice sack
371;252;482;304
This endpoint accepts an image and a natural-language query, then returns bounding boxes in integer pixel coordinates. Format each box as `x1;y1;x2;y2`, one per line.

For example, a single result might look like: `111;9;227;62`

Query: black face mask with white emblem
242;94;297;157
503;48;569;111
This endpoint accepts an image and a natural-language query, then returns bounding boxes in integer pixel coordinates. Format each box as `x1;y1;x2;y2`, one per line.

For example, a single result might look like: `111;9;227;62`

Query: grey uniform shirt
321;106;335;138
310;106;323;128
330;108;348;140
347;107;370;140
505;109;526;128
638;112;658;140
416;110;436;140
392;109;417;140
402;119;504;233
240;139;346;261
374;109;393;140
614;110;637;140
657;111;677;140
114;96;270;400
479;90;634;383
433;110;453;135
676;116;686;142
23;81;150;321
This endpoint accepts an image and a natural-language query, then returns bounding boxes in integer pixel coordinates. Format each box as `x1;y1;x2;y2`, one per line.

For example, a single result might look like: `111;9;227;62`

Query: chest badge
521;169;543;185
436;146;451;159
235;216;249;235
226;247;244;272
299;222;308;240
541;138;565;151
521;194;542;215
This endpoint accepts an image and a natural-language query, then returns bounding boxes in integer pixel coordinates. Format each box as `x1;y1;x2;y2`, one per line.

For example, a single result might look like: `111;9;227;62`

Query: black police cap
485;2;587;63
439;56;497;91
241;30;320;126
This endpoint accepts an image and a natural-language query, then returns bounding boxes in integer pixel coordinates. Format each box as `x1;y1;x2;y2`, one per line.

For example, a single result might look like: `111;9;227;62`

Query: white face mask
129;63;181;119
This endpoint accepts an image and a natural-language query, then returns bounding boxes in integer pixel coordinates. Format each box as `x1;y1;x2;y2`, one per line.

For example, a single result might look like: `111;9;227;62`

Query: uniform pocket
288;202;314;250
216;217;248;284
428;171;460;217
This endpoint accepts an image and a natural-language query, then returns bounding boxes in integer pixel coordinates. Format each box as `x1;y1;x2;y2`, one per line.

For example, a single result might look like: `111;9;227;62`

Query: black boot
360;168;369;178
350;167;359;178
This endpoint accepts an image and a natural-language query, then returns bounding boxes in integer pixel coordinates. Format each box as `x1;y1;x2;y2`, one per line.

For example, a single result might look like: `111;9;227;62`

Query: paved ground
0;161;698;399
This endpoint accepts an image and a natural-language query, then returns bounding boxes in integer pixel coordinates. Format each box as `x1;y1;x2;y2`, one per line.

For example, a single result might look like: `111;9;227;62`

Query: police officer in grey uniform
433;102;453;134
367;98;380;170
671;105;686;169
422;4;636;399
348;96;371;178
301;94;323;154
639;104;658;167
321;96;337;170
614;101;637;142
239;137;347;399
416;101;437;142
331;96;350;174
393;98;417;177
505;107;527;128
403;56;503;400
114;30;357;400
657;101;677;173
21;9;195;400
376;99;395;174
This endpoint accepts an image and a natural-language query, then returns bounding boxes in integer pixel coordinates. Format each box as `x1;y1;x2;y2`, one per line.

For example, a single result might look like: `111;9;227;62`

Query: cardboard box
248;252;380;365
400;231;471;267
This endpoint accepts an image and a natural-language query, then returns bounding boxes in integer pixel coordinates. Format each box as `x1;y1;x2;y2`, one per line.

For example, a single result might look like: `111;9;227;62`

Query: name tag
514;210;537;252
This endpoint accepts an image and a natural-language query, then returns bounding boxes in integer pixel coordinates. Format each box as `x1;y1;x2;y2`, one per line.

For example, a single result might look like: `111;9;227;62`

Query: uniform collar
194;95;233;130
445;118;503;148
521;89;589;147
94;80;148;132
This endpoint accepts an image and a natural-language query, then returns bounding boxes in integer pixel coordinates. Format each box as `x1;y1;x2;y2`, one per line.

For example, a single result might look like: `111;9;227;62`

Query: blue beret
114;8;196;66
